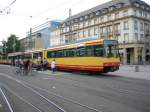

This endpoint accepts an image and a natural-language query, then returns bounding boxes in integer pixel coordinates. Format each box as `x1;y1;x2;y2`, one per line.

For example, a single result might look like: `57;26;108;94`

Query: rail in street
0;72;102;112
0;65;150;112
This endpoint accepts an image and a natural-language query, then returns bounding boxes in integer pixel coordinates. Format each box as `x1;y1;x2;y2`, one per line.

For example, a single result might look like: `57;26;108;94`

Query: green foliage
6;34;20;53
1;40;7;54
2;34;20;54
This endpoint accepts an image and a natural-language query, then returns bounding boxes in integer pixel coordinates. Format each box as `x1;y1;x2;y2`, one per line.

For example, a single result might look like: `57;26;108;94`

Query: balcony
100;32;107;37
114;30;121;35
107;31;113;36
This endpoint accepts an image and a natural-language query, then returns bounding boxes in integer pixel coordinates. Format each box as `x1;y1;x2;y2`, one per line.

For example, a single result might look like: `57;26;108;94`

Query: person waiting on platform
43;58;49;70
51;59;56;72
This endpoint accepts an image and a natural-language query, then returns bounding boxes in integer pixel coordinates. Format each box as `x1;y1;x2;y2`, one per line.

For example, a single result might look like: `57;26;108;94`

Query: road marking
52;86;56;89
0;82;42;112
43;78;51;80
0;73;67;112
0;87;14;112
0;72;102;112
38;71;61;76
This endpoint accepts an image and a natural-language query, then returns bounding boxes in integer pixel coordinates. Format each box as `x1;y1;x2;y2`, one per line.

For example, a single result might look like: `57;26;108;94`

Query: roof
46;39;105;51
63;0;150;23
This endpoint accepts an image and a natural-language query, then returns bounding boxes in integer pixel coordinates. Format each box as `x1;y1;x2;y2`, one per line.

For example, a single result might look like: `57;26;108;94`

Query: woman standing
51;59;56;72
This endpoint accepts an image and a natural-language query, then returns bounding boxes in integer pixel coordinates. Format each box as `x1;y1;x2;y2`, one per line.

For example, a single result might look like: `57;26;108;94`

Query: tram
3;39;120;73
45;39;120;73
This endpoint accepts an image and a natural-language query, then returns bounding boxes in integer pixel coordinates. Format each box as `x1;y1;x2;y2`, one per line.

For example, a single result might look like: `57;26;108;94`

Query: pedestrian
28;59;33;75
24;59;30;75
11;58;15;66
51;59;56;72
19;59;24;69
43;58;48;70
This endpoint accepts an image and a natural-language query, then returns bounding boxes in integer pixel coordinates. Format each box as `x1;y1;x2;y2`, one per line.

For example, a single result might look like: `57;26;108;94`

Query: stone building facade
52;0;150;64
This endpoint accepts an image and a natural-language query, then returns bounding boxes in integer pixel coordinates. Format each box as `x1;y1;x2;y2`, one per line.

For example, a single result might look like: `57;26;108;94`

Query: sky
0;0;150;44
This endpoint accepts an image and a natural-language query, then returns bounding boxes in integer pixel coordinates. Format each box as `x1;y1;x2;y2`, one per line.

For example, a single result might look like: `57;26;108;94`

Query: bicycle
13;66;25;76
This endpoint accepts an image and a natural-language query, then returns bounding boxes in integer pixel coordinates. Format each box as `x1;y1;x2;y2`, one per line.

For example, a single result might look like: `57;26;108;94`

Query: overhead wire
1;0;85;19
0;0;16;14
32;0;84;18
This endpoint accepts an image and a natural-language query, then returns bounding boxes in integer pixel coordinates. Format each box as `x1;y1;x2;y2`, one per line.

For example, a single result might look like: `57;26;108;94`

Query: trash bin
135;65;139;72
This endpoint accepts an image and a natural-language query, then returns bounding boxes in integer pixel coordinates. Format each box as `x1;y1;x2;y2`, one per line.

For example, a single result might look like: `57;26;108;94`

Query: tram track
9;71;150;112
40;72;150;98
0;84;43;112
1;66;150;112
0;73;67;112
76;73;149;94
0;87;14;112
2;65;150;97
0;73;102;112
23;81;102;112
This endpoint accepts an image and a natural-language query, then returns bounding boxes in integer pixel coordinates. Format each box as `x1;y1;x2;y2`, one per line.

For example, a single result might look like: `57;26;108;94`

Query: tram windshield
104;40;119;57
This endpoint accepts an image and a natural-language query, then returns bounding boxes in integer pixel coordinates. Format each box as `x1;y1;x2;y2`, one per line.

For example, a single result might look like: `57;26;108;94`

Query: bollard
135;65;139;72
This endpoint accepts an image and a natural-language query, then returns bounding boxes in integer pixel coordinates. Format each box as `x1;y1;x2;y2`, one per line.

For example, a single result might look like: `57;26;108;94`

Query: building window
140;34;144;38
107;26;112;34
134;10;137;16
144;12;148;19
148;14;150;19
134;2;140;7
83;30;85;37
78;32;81;39
144;23;149;32
139;10;143;17
124;21;129;30
135;33;139;41
88;29;91;37
79;23;82;29
88;20;91;26
134;20;138;30
123;10;128;17
115;12;119;19
100;16;104;22
86;21;88;27
107;14;111;21
124;33;129;42
141;5;145;10
140;22;144;31
94;27;98;35
94;18;98;24
114;24;120;33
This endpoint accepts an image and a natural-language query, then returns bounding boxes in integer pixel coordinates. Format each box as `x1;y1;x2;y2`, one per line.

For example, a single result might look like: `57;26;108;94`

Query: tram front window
105;45;118;57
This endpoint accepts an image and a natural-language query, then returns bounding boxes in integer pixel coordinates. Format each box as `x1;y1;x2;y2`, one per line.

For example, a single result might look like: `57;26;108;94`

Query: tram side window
56;50;64;57
47;51;56;58
51;52;56;58
33;53;38;59
47;51;51;58
94;45;104;56
39;52;43;58
63;49;76;57
68;49;76;57
76;47;86;56
64;50;69;57
86;46;94;56
33;52;43;59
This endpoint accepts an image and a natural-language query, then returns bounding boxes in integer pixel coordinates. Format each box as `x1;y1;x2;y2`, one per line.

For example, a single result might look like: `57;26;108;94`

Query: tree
1;40;7;54
6;34;20;53
1;40;7;59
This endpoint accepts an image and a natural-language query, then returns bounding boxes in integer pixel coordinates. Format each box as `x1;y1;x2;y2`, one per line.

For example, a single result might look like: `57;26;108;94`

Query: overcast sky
0;0;150;43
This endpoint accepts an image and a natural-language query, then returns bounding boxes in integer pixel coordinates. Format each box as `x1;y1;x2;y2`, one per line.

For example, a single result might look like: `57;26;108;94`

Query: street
0;65;150;112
